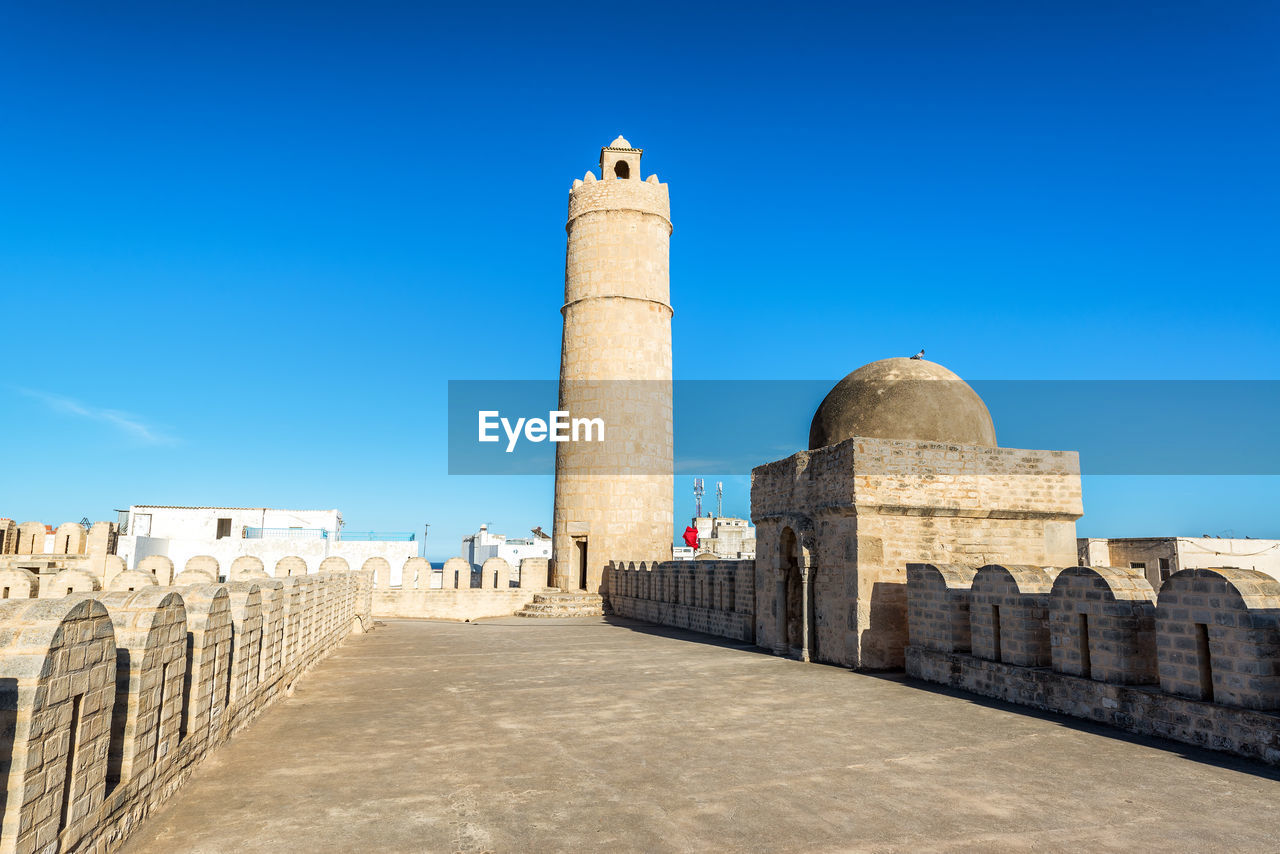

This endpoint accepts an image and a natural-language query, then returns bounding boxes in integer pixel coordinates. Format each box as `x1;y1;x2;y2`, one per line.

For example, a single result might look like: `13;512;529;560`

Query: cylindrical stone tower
551;136;674;593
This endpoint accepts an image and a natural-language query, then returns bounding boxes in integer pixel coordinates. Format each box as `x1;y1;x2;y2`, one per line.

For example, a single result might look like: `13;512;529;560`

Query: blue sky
1;1;1277;560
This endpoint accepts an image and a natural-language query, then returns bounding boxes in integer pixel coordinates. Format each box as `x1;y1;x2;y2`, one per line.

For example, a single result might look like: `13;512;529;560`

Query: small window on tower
614;160;630;179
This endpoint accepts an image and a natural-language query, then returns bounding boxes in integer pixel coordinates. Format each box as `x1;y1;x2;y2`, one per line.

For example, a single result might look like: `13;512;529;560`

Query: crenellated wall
0;554;373;854
370;556;550;621
906;563;1280;764
606;560;756;642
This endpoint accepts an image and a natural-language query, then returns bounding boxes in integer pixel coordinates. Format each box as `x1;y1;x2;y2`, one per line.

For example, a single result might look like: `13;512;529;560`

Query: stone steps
515;591;605;618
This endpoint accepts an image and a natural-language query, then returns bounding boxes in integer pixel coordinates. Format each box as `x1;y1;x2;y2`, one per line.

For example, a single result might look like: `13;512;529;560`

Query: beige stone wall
552;144;674;594
371;556;552;621
905;563;977;654
0;519;16;554
906;563;1280;765
606;560;756;641
1049;566;1157;684
751;436;1082;669
0;557;370;854
1155;567;1280;708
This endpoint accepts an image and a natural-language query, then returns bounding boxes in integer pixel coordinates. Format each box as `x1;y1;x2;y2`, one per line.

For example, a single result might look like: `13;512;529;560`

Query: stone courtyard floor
122;617;1280;853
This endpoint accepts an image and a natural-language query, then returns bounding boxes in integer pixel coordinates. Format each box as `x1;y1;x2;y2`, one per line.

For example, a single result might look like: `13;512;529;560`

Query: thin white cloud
15;388;177;445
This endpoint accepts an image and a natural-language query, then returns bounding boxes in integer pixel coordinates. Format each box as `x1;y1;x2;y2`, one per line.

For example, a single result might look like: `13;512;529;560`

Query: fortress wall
606;560;756;643
906;564;1280;765
906;563;977;653
371;556;546;621
0;557;371;854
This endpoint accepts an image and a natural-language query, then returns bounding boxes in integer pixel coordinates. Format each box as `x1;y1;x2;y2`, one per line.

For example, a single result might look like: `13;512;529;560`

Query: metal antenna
715;482;723;518
693;478;705;518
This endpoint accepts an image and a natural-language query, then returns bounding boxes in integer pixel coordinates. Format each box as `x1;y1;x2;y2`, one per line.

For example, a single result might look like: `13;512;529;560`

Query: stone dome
808;357;996;450
609;134;632;149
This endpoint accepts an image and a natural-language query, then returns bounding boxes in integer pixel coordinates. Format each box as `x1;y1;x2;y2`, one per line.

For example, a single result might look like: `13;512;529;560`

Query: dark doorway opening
1077;613;1092;678
991;605;1002;662
614;160;630;179
576;538;588;590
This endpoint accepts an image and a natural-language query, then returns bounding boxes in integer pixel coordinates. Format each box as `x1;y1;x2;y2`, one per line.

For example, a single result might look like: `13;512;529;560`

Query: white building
460;524;552;580
1078;536;1280;590
686;516;756;560
115;505;418;579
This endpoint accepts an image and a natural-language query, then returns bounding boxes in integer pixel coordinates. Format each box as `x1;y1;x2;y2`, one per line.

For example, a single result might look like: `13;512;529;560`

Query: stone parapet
606;560;756;642
371;556;551;621
0;556;370;854
906;563;1280;765
907;646;1280;766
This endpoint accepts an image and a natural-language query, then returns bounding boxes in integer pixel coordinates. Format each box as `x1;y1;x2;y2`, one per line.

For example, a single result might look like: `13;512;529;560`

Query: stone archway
776;525;818;662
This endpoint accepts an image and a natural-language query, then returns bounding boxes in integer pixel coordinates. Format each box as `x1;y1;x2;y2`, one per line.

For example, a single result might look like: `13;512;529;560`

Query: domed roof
609;134;632;149
808;357;996;450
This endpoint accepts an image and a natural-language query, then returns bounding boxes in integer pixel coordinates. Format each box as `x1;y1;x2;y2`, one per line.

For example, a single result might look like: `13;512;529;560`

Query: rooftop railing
340;531;416;542
244;527;330;539
244;527;416;542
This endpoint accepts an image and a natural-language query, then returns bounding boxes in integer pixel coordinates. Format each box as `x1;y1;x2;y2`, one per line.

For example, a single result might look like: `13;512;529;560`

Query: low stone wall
905;563;1280;764
0;556;372;854
372;589;540;621
907;647;1280;765
606;560;756;643
372;556;552;621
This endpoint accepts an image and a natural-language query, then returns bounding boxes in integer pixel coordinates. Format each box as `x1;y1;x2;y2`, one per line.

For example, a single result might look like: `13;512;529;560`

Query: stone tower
551;136;674;593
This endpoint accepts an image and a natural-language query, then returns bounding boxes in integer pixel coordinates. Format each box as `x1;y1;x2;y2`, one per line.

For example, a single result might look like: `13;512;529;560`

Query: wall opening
60;693;84;830
179;634;194;740
105;651;130;794
216;517;232;539
2;587;8;599
224;640;235;710
1077;613;1092;678
991;605;1002;662
154;661;172;766
209;645;219;727
614;160;630;179
1195;622;1214;701
576;538;588;590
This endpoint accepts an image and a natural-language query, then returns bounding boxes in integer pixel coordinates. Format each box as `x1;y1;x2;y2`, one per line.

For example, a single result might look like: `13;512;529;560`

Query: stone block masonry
906;562;1280;764
0;555;372;853
606;560;756;642
552;138;675;594
369;555;553;621
752;436;1082;670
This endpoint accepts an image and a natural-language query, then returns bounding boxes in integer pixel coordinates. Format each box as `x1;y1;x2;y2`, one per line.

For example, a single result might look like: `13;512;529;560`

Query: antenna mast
693;478;705;518
715;481;723;518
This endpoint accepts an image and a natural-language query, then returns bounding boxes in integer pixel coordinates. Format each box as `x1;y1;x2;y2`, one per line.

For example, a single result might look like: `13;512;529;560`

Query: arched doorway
778;526;817;662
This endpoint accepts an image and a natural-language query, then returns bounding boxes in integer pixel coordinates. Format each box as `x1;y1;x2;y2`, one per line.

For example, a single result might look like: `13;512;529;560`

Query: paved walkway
123;618;1280;853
